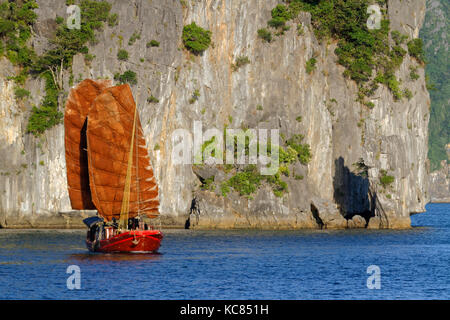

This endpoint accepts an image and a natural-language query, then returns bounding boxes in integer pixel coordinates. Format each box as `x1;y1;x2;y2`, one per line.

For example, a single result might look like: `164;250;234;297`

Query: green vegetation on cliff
0;0;63;136
0;0;38;68
257;28;272;42
200;130;311;199
114;70;137;85
14;87;30;100
36;0;112;71
30;0;113;135
220;164;289;199
182;22;212;54
379;169;395;189
117;49;129;61
231;56;251;71
407;38;426;63
0;0;115;136
305;57;317;74
0;0;38;91
260;0;416;105
27;72;63;135
147;40;160;48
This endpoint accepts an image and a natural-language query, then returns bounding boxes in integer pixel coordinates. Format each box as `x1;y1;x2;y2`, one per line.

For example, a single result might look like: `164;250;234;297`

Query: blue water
0;203;449;300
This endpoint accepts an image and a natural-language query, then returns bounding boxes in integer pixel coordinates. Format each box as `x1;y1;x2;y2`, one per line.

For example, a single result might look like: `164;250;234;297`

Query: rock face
348;215;367;229
429;160;450;203
0;0;431;229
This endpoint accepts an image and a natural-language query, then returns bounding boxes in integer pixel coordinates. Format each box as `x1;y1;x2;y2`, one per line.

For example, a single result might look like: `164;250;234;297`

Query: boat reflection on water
68;252;162;263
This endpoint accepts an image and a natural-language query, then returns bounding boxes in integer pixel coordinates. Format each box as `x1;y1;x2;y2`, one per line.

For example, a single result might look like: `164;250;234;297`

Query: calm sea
0;203;449;300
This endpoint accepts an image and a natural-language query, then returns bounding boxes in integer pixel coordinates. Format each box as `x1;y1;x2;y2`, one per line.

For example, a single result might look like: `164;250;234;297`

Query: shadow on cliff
185;196;201;229
333;157;373;221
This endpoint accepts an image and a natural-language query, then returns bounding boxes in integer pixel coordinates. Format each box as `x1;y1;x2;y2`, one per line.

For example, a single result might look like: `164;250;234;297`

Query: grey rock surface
0;0;431;229
429;160;450;203
347;215;367;229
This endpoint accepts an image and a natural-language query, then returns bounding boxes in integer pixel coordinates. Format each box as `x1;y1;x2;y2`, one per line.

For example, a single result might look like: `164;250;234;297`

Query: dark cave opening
333;157;373;222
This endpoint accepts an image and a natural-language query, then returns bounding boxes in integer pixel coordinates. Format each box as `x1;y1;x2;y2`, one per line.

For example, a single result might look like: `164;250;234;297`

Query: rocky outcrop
0;0;431;229
429;160;450;203
347;215;367;229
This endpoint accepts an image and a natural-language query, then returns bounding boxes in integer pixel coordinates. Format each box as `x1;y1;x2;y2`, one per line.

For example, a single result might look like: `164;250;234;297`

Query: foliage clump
305;57;317;74
147;40;160;48
35;0;113;71
353;158;369;178
222;165;262;197
217;131;311;199
391;31;408;46
379;169;395;188
220;165;288;199
114;70;137;85
201;175;216;191
268;4;292;29
107;13;118;27
409;66;420;81
1;0;117;136
26;72;63;135
257;28;272;43
147;95;159;103
403;88;413;100
117;49;128;61
259;0;418;104
0;0;38;68
407;38;425;63
189;89;201;104
182;22;211;54
14;87;30;100
231;56;250;71
128;31;141;46
285;134;312;165
0;0;63;136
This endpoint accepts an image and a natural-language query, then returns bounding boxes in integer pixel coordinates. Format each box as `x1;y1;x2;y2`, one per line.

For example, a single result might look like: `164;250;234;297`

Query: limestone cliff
0;0;431;229
429;160;450;203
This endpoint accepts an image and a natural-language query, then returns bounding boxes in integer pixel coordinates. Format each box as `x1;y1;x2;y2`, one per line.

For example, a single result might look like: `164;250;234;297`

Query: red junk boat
64;80;163;253
84;218;163;253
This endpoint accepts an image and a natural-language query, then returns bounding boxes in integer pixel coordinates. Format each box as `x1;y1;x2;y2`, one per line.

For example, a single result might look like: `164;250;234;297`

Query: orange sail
64;79;112;210
86;84;159;221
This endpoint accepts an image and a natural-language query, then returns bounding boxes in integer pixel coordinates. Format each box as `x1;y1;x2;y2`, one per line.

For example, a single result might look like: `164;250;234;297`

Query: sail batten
85;84;159;221
64;79;112;210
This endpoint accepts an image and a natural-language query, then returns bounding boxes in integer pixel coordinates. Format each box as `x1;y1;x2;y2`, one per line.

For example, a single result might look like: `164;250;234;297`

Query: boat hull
86;230;163;253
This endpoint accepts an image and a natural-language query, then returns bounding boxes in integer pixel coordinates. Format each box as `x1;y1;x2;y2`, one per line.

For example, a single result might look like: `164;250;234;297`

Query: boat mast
135;104;141;224
119;104;138;230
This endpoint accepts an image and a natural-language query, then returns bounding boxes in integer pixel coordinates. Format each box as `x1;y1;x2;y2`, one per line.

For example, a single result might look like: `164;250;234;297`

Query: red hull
87;230;163;253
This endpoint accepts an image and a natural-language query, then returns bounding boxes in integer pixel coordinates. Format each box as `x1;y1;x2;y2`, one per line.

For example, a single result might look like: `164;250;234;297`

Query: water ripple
0;203;449;299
